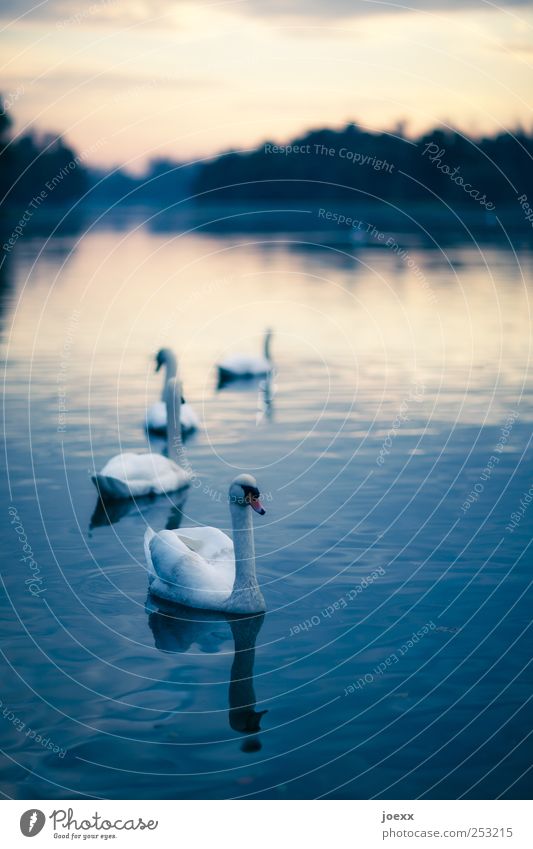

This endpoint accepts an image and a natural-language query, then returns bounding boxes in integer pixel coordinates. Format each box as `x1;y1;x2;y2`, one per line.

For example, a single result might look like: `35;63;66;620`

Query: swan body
146;399;199;435
93;378;190;501
146;348;199;435
217;330;273;383
146;401;167;433
145;525;235;609
217;354;271;380
145;473;266;614
93;452;190;499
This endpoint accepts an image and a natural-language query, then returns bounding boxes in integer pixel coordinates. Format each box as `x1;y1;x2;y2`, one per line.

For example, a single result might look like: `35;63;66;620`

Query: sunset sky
1;0;533;170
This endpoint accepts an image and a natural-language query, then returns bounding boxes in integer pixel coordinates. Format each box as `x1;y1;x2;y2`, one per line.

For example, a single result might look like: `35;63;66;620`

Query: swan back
94;451;190;499
145;526;235;609
217;332;273;381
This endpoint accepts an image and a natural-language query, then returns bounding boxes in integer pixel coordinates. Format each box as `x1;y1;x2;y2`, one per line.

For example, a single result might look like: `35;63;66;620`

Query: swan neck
263;332;272;361
230;503;257;591
161;352;178;399
166;389;187;468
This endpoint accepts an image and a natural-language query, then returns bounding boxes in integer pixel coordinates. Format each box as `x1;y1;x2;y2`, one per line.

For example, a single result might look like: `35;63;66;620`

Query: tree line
0;101;88;207
192;123;533;208
1;96;532;214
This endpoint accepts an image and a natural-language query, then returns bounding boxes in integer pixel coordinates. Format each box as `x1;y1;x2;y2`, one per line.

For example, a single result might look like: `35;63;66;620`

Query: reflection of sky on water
0;221;531;799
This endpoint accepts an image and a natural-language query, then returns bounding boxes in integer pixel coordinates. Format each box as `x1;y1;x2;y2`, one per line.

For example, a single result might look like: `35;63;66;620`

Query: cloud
500;40;533;56
0;0;174;26
242;0;533;20
2;0;532;25
2;68;213;90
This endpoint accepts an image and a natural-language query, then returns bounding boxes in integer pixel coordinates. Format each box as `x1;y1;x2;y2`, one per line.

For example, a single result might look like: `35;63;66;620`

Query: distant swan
217;329;272;385
92;378;191;500
145;473;266;614
146;348;199;436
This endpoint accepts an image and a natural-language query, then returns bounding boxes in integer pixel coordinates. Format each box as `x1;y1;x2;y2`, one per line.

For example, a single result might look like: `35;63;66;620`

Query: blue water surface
1;212;531;799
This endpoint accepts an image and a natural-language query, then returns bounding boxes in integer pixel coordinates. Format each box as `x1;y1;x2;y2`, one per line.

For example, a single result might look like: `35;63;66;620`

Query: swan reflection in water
90;489;188;532
146;598;267;750
256;369;277;424
217;364;277;421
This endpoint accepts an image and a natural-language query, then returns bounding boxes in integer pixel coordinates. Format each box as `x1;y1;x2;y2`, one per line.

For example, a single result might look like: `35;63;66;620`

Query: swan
92;378;191;500
146;348;199;436
144;473;266;614
217;329;273;384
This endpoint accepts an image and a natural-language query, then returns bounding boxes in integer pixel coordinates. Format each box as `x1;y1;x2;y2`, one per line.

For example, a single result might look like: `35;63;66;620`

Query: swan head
229;474;266;515
264;328;273;359
155;347;173;372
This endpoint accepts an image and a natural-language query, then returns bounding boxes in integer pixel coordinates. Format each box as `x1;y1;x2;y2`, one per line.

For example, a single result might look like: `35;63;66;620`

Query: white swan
144;473;266;614
92;378;191;500
217;329;273;384
146;348;199;436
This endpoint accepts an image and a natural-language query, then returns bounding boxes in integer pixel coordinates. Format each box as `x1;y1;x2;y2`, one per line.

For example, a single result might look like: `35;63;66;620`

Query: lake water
1;210;532;799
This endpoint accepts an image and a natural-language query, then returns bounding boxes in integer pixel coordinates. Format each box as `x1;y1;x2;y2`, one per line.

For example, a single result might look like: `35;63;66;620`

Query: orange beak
247;494;266;515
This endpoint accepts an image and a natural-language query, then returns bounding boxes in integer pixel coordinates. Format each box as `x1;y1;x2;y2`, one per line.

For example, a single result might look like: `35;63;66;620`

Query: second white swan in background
145;473;266;614
217;329;273;383
146;348;199;436
93;378;191;500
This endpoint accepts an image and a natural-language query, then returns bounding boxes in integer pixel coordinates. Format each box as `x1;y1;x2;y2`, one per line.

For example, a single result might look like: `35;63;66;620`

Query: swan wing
149;529;205;585
147;528;234;607
218;354;270;375
99;452;190;494
180;402;200;431
146;401;166;431
147;401;199;432
249;356;271;374
175;525;234;562
100;452;137;479
141;454;190;488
